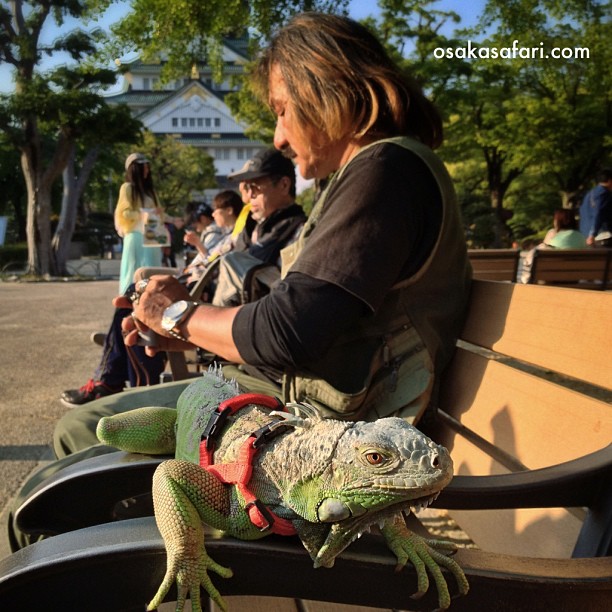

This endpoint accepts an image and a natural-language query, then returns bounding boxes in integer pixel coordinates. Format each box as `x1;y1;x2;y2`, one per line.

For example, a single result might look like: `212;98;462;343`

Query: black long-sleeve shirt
232;142;443;372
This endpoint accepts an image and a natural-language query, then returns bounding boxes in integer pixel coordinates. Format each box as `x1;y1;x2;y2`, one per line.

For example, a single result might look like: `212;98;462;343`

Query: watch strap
167;300;199;342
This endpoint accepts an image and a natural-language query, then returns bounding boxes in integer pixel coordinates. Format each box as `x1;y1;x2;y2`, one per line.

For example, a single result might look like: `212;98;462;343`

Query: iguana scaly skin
97;366;469;611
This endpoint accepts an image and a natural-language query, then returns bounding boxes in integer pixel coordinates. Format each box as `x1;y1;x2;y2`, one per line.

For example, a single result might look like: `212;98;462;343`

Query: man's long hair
254;12;443;150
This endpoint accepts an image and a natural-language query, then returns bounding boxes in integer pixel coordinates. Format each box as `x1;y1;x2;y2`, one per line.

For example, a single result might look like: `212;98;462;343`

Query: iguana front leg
147;459;236;612
381;513;469;610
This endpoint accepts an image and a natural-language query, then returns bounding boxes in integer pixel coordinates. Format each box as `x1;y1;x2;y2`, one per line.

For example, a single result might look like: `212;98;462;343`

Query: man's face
269;63;350;180
242;175;290;222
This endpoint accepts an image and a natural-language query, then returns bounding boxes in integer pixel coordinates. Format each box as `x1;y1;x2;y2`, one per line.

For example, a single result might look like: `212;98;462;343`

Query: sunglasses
242;181;268;197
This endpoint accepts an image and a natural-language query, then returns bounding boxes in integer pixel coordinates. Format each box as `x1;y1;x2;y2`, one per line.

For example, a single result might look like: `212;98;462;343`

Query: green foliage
109;0;350;83
0;0;143;274
82;131;217;218
0;138;25;216
225;66;276;143
369;0;611;246
296;185;318;217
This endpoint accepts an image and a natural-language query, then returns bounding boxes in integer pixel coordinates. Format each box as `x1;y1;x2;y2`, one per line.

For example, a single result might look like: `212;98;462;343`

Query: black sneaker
60;379;121;407
90;332;107;347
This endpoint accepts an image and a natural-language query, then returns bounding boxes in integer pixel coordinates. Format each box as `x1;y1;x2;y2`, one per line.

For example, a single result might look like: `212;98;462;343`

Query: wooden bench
423;280;612;559
1;280;611;611
468;248;520;282
529;247;611;290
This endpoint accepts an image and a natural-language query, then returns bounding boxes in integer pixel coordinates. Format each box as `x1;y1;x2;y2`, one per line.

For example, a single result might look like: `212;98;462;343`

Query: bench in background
529;247;611;290
467;248;520;282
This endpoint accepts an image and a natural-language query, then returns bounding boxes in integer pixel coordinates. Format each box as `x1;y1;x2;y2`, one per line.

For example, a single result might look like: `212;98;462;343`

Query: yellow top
114;183;160;237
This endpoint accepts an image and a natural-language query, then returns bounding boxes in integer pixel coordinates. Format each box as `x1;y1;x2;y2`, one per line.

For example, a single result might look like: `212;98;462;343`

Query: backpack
211;251;280;307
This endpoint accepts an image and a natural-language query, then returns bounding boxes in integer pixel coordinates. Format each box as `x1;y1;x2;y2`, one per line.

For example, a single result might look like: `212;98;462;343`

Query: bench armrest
435;444;612;510
16;445;611;542
1;517;611;611
15;452;166;536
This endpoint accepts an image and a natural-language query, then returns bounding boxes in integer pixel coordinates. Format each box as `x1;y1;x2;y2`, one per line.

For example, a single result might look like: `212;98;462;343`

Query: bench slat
437;350;612;468
433;278;612;559
460;280;612;390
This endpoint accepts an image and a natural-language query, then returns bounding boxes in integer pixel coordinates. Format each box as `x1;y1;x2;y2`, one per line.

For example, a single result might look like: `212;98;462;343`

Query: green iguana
97;366;469;611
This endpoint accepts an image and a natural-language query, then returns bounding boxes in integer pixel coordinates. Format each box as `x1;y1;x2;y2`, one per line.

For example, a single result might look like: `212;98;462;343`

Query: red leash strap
199;393;296;536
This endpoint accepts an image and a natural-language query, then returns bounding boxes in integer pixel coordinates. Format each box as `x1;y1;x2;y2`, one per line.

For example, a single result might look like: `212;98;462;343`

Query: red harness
199;393;297;536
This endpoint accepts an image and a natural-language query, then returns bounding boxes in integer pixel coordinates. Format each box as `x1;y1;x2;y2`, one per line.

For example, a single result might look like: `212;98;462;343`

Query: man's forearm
180;304;245;364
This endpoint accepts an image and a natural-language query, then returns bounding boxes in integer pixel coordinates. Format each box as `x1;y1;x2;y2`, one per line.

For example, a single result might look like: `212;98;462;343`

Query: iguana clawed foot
382;514;469;610
146;548;233;612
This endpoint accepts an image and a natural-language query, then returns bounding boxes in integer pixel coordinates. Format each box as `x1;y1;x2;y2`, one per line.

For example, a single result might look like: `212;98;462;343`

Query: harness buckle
244;499;275;531
200;407;231;449
251;421;291;449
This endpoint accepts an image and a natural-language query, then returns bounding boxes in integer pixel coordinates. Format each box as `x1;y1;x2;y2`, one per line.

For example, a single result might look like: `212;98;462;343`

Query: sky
349;0;482;25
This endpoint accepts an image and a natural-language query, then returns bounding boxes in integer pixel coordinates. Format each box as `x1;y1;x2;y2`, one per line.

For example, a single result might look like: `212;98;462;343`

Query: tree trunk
484;146;522;248
52;145;100;275
22;151;52;276
21;120;76;276
52;147;77;276
489;188;506;247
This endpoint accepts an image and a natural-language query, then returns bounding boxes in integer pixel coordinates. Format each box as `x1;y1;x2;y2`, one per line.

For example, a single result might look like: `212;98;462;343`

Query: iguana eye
365;451;384;465
357;446;396;470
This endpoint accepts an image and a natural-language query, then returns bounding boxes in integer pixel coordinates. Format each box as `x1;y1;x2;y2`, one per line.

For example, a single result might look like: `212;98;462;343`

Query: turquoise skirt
119;231;162;294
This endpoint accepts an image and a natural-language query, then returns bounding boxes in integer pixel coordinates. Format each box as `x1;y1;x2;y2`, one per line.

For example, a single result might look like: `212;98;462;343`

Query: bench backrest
431;280;612;558
530;248;611;290
468;249;520;282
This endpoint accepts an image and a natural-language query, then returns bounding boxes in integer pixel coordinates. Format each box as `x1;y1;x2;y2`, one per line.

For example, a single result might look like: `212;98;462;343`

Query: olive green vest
280;137;471;424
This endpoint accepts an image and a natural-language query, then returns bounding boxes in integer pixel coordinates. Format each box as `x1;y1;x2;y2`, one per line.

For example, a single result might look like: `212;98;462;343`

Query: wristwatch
161;300;199;342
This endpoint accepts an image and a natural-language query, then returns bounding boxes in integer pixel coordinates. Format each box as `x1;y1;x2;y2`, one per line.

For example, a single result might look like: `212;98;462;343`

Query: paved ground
0;260;120;559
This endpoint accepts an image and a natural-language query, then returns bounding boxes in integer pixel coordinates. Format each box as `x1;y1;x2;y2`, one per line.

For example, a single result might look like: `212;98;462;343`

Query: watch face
162;300;189;331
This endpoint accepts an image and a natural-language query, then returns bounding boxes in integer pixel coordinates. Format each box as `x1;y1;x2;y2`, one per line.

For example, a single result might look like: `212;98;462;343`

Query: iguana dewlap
97;366;469;611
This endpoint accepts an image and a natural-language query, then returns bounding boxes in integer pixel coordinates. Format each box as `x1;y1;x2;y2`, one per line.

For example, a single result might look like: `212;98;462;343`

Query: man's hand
113;275;194;356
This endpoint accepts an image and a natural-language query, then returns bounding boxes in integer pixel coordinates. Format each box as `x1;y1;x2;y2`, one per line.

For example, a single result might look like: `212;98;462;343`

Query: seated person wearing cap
59;150;304;411
182;201;226;268
228;148;307;265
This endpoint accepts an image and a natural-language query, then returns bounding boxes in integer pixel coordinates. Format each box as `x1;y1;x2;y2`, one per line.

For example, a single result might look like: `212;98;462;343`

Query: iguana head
323;417;452;516
280;416;453;568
